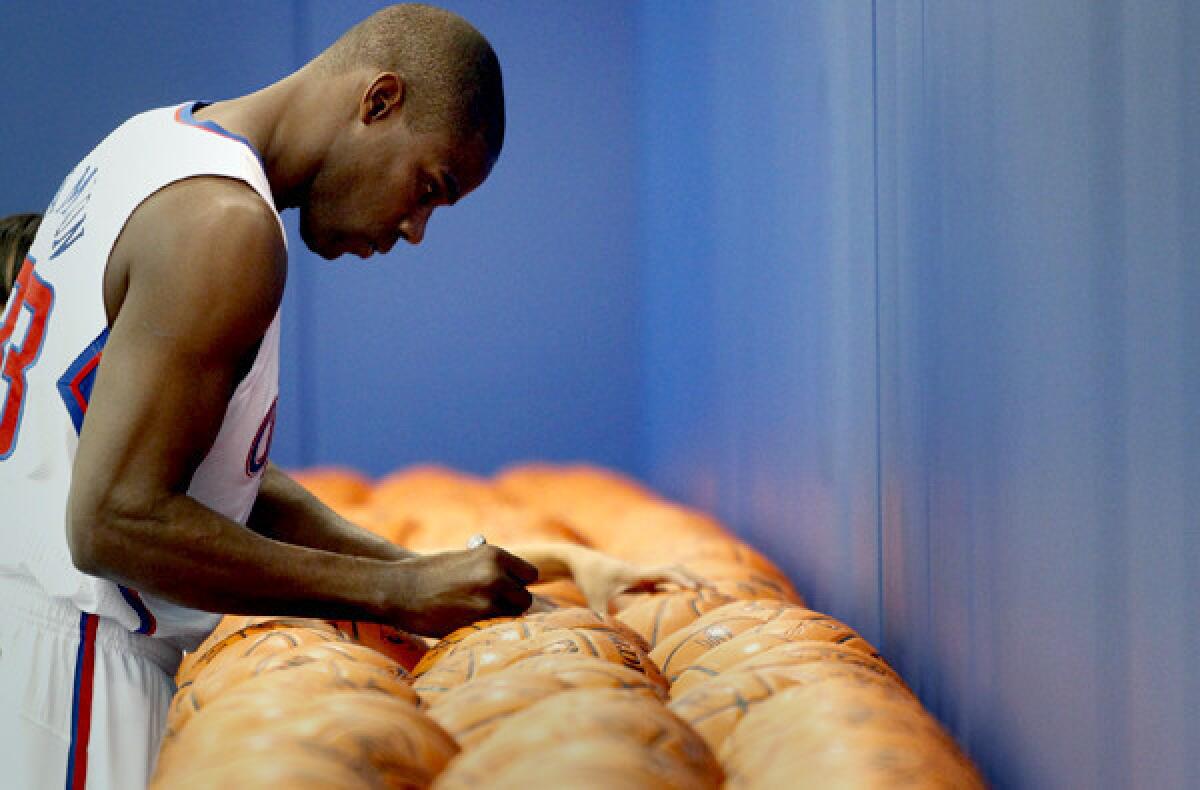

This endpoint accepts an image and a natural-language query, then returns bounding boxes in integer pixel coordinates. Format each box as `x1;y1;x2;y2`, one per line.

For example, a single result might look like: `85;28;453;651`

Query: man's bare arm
248;462;415;561
65;178;534;636
249;465;699;613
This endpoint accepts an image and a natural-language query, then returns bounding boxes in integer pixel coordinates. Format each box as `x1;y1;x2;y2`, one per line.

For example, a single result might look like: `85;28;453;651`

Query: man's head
0;213;41;304
301;4;504;260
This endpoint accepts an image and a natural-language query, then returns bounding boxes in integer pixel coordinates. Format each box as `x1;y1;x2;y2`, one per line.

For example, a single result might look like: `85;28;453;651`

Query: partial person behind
0;212;41;304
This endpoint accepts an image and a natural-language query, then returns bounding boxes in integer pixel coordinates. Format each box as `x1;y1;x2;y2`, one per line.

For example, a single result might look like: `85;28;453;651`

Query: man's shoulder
112;176;286;336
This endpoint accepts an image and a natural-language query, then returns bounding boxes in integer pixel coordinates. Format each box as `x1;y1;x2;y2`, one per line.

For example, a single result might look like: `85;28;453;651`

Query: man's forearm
248;463;415;561
73;489;399;621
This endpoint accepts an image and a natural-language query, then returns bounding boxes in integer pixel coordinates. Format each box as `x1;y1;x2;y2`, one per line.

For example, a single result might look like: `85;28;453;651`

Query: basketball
168;640;412;733
528;578;588;607
164;654;416;739
597;502;732;558
649;600;818;680
176;620;348;687
433;688;722;789
674;558;803;603
505;653;667;698
414;607;635;676
476;736;722;790
287;466;373;509
668;648;912;752
426;671;570;746
614;588;737;648
370;464;498;508
153;747;376;790
415;624;666;705
175;615;342;686
326;619;429;671
411;616;516;676
277;690;459;787
719;679;984;788
736;640;905;687
667;614;880;697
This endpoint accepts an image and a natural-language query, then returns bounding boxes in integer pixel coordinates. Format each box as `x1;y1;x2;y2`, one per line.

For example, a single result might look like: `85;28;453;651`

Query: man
0;6;681;788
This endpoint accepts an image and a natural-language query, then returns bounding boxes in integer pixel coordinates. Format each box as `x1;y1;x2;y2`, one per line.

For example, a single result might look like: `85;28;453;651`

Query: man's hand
390;544;539;637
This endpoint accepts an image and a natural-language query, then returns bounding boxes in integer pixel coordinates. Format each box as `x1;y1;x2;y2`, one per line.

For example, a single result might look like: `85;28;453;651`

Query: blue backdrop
2;2;1197;788
640;2;1199;788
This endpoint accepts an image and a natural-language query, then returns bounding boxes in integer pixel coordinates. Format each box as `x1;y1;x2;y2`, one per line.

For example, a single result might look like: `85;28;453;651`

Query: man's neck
192;67;356;211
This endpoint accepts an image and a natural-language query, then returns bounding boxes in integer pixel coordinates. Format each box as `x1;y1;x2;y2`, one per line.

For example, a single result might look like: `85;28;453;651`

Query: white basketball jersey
0;102;284;651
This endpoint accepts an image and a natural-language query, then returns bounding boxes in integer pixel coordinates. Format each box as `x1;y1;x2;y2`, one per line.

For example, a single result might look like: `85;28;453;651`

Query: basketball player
0;6;690;788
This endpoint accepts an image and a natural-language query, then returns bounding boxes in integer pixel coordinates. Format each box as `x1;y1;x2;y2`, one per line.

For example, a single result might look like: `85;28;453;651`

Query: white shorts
0;573;181;789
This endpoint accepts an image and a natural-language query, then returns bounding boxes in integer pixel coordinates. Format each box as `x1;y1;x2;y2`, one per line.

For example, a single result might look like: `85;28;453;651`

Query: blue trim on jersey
56;327;109;435
177;101;265;166
64;612;94;790
118;585;156;635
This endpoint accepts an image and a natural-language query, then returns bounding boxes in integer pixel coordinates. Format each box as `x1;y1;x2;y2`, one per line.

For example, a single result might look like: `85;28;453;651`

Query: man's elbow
66;493;152;579
66;502;113;577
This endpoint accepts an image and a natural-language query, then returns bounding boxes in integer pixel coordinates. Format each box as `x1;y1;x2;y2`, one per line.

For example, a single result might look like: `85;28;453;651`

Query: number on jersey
0;258;55;458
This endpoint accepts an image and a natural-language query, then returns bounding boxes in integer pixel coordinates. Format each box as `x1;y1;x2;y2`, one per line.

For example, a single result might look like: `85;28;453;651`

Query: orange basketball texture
167;640;412;735
649;599;820;679
153;681;311;783
287;466;373;509
327;619;429;671
667;614;881;697
719;679;984;789
433;688;721;790
176;615;339;685
158;691;454;790
275;690;459;787
413;608;643;676
165;652;416;741
330;502;415;544
411;616;516;676
614;588;737;648
675;557;804;603
415;625;667;706
370;464;498;507
668;646;912;752
736;640;905;686
428;654;668;747
427;672;570;747
491;463;660;544
528;578;588;607
493;463;657;507
594;502;733;558
474;736;723;790
154;747;377;790
504;653;667;697
176;619;348;687
672;537;792;577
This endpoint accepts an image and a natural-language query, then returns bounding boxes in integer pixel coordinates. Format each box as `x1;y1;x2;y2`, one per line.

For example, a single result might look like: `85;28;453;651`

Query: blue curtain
639;2;1200;787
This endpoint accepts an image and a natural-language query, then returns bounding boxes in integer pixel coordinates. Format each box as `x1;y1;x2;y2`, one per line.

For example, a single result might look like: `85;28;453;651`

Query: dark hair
0;213;41;304
317;3;505;164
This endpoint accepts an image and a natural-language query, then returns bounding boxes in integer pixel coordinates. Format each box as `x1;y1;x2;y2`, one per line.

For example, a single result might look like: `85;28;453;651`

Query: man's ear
360;72;406;124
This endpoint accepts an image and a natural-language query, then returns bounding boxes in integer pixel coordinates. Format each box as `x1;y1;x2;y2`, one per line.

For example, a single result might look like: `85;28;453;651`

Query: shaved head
316;3;504;165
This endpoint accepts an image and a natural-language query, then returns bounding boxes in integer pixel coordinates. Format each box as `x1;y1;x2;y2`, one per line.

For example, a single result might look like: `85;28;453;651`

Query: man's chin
302;232;341;261
298;217;340;260
313;243;340;261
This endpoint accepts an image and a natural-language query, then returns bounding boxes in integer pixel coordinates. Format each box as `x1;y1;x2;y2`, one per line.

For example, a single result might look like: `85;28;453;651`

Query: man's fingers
495;577;534;615
494;546;539;585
